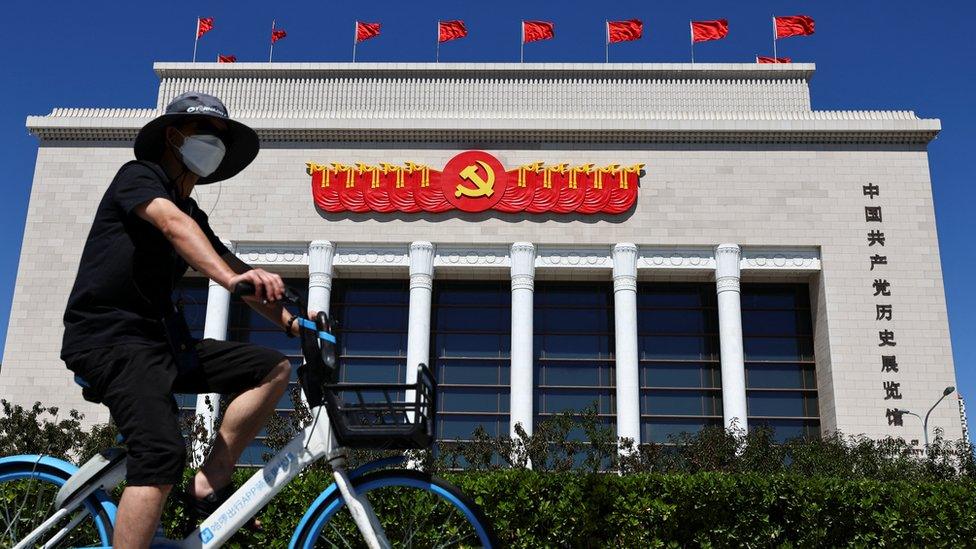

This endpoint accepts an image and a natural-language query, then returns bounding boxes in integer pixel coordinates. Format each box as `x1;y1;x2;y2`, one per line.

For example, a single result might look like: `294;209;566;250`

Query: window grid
429;281;511;442
534;282;616;429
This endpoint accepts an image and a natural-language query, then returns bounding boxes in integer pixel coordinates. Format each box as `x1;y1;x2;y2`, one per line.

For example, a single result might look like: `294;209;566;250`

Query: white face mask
173;130;226;178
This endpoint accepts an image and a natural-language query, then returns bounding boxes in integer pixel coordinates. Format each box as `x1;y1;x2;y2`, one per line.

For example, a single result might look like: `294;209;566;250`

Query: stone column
406;242;435;386
193;239;233;465
715;243;748;433
510;242;536;438
308;240;336;315
612;243;641;447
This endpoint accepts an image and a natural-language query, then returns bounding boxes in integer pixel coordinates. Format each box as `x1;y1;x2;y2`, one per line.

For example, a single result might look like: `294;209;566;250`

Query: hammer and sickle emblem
455;160;495;198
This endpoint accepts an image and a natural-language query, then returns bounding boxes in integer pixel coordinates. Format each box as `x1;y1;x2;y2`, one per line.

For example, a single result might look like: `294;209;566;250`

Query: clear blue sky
2;1;973;405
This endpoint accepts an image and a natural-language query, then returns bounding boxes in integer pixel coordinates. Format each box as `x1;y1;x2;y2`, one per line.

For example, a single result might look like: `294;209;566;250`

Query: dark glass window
430;282;510;441
743;283;820;442
534;282;615;434
638;283;722;443
330;280;409;384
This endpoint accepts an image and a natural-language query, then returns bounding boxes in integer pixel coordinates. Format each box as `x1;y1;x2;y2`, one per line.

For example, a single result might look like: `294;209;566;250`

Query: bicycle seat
54;447;127;510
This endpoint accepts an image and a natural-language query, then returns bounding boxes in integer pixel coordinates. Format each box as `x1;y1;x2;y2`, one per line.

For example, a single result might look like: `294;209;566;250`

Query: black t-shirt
61;161;229;358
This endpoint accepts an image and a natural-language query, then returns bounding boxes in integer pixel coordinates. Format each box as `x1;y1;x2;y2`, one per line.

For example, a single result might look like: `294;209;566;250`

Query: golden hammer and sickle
456;160;495;198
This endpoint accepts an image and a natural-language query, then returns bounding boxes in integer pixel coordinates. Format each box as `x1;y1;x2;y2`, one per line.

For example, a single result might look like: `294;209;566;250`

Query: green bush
5;399;976;546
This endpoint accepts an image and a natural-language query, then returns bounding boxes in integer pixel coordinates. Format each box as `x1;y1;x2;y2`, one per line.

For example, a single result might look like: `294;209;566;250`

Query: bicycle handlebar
232;281;306;313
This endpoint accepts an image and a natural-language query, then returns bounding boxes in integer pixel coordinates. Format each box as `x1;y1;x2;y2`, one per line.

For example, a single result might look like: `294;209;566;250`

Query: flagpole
520;21;524;63
193;17;199;62
353;21;358;62
772;16;777;60
269;19;275;63
689;21;695;64
436;21;440;63
605;21;609;63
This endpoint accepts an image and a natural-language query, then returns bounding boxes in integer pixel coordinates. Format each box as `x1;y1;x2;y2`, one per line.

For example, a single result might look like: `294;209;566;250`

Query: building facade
2;62;961;458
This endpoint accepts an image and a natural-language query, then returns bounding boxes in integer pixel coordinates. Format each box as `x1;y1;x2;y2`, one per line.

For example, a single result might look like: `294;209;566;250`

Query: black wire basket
323;364;437;449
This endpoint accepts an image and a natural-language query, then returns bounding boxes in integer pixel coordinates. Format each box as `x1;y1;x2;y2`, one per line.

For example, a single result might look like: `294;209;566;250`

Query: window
330;280;409;384
638;283;723;443
742;283;820;441
430;282;511;441
534;282;616;434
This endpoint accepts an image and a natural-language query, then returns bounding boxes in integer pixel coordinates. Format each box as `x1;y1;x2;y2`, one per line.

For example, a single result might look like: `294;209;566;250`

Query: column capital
410;241;435;290
510;242;536;291
309;241;336;293
612;243;639;292
715;243;741;294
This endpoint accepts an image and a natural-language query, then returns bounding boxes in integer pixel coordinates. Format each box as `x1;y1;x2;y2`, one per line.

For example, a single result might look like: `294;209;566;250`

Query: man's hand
228;269;285;303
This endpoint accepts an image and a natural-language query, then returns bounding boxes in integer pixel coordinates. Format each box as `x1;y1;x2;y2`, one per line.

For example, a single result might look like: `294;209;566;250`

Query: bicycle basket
323;363;436;449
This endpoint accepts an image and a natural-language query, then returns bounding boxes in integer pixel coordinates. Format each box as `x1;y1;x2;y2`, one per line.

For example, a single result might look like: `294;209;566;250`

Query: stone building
3;62;958;461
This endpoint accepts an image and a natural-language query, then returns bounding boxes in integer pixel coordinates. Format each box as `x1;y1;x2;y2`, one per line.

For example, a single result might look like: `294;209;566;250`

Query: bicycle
0;283;498;548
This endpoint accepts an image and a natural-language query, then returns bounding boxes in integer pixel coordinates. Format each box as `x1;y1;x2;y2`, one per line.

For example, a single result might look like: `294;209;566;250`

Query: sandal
181;484;262;531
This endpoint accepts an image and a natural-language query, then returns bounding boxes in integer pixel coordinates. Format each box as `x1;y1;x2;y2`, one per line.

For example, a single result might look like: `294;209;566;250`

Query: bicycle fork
328;450;391;549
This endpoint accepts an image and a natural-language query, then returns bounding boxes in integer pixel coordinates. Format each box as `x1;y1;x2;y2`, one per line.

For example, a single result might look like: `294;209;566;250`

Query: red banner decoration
217;54;237;63
775;15;815;39
438;20;467;43
356;21;381;42
522;21;555;43
271;28;287;43
608;19;643;43
197;17;214;39
691;19;729;43
308;151;642;215
757;56;791;63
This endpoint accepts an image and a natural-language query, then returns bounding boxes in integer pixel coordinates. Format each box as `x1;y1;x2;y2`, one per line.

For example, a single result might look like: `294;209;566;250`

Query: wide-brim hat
134;91;259;185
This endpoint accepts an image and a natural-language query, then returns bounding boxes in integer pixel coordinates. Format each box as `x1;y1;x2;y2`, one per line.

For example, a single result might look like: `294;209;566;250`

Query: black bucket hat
134;91;259;185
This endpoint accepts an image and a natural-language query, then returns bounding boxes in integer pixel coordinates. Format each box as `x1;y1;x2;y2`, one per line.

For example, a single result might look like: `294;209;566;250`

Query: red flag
608;19;643;43
217;54;237;63
357;21;381;42
271;28;287;43
522;21;554;43
197;17;214;39
775;15;815;39
439;20;467;43
757;56;791;63
691;19;728;43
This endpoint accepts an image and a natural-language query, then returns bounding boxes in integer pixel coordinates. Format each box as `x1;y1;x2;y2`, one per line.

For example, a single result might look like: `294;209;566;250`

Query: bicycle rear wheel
0;459;115;548
291;469;497;548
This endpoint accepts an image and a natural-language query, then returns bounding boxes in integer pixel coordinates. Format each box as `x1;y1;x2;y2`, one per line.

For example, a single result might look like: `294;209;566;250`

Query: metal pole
605;21;609;63
923;388;954;449
353;21;358;62
690;21;695;64
436;21;440;63
192;17;199;62
772;16;777;60
269;19;275;63
520;21;524;63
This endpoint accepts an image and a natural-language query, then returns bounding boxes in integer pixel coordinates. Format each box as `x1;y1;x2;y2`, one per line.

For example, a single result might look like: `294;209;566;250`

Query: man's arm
134;197;284;303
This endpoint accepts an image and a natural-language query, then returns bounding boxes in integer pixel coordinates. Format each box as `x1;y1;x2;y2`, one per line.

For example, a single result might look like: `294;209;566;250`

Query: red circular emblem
440;151;509;213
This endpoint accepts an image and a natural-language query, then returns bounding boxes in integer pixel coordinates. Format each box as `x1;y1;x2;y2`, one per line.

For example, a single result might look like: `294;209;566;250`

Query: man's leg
191;358;291;496
114;485;171;548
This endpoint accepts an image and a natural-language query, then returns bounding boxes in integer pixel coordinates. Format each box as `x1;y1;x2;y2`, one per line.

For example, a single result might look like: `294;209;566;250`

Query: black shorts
64;339;286;486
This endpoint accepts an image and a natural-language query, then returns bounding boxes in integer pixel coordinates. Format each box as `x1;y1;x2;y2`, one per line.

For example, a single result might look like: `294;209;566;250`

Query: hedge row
162;469;976;547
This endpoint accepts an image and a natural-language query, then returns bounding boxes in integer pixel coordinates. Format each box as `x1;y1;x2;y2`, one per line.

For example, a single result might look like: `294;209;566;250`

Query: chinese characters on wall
865;183;905;429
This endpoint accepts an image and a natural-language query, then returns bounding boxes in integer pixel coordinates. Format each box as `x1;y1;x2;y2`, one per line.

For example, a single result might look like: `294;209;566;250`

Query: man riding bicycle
60;92;311;548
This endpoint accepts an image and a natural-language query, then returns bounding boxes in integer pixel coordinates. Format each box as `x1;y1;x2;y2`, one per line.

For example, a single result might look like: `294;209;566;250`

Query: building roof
26;62;940;145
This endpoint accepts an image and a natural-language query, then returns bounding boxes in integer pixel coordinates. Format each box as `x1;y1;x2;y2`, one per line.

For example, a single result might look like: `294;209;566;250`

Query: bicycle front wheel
0;458;115;548
292;469;497;548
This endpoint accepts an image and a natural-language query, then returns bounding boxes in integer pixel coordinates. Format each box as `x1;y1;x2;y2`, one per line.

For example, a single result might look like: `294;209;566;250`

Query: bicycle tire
291;469;498;548
0;459;115;548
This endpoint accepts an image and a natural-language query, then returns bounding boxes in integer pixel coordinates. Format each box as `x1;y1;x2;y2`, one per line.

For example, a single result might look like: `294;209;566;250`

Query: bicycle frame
13;404;394;549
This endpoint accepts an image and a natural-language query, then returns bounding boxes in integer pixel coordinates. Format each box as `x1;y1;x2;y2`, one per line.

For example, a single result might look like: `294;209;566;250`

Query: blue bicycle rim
0;468;113;546
300;473;493;548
